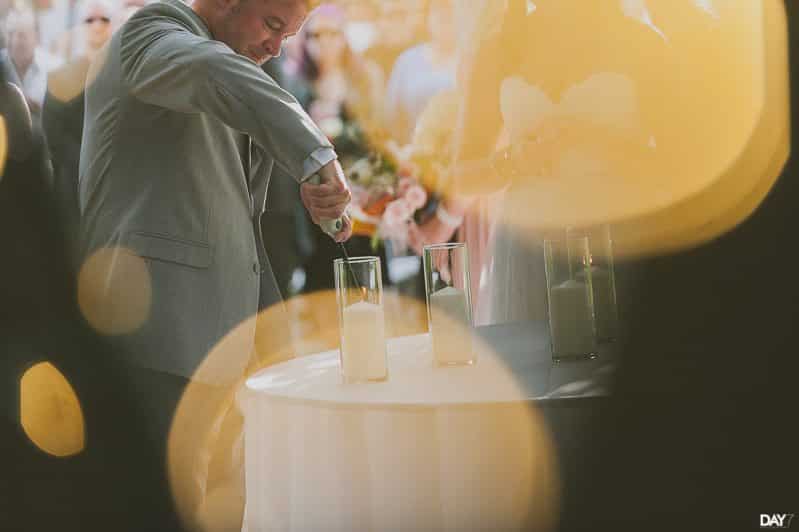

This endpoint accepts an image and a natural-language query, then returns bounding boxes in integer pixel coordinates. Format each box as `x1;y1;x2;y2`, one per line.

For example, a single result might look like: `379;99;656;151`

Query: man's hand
301;159;353;242
333;213;353;243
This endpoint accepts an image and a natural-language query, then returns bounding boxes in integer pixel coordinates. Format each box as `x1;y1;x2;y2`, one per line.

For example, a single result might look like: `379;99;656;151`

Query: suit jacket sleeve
119;15;333;182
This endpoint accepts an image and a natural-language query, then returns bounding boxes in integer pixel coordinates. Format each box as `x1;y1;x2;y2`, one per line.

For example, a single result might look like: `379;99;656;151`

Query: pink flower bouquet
345;153;436;252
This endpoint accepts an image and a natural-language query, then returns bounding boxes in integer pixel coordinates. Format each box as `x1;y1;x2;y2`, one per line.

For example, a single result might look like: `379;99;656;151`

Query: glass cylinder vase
423;243;475;366
544;234;597;361
569;225;619;343
334;256;388;383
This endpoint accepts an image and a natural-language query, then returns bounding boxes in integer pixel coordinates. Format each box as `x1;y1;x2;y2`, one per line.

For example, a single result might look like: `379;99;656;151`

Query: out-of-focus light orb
167;290;350;530
77;246;151;335
167;297;298;532
0;115;6;177
451;0;789;258
20;362;85;457
46;62;89;104
411;89;461;193
168;291;558;531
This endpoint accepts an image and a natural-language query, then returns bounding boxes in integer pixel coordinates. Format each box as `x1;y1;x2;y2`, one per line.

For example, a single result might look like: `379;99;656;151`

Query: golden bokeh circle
46;63;90;104
20;362;86;457
167;290;558;531
77;246;152;335
442;0;789;259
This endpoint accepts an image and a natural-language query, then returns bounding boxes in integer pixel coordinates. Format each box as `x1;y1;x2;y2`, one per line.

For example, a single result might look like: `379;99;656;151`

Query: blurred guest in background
0;0;11;21
42;0;115;269
402;0;489;319
362;0;423;86
2;7;61;120
285;3;383;150
384;0;455;146
34;0;73;59
48;0;116;61
0;0;12;47
284;3;386;293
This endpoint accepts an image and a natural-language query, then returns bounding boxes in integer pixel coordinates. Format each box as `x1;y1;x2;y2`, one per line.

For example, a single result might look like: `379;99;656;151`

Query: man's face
216;0;307;65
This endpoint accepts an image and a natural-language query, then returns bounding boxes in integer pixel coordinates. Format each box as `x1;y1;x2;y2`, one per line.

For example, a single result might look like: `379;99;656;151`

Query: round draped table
238;322;614;531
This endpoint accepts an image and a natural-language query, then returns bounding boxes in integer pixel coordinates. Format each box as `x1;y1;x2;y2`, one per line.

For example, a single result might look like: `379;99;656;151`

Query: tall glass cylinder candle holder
423;243;475;366
570;225;619;343
544;235;597;361
334;256;388;383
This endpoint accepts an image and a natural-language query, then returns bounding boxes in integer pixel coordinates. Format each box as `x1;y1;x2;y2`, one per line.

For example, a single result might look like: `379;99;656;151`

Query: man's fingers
302;181;349;199
302;185;348;213
307;193;351;210
333;215;353;243
313;204;348;220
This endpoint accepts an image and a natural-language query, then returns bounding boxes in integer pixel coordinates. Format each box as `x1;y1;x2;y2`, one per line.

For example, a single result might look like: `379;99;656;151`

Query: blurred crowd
0;0;457;301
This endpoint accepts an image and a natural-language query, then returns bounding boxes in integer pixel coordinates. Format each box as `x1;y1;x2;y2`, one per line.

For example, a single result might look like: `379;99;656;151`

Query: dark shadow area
1;69;183;531
557;3;799;530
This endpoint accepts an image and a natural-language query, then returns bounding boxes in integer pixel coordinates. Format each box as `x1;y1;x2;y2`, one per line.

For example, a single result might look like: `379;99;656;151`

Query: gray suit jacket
79;0;333;380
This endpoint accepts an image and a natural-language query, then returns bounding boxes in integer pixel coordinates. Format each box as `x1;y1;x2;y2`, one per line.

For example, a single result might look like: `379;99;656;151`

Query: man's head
194;0;314;65
5;8;38;70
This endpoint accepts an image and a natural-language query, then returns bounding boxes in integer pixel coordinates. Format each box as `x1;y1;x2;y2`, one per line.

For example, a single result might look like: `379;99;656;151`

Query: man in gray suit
78;0;350;522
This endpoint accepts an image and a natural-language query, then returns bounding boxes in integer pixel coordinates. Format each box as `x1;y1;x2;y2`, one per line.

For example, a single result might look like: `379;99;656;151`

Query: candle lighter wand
338;243;367;298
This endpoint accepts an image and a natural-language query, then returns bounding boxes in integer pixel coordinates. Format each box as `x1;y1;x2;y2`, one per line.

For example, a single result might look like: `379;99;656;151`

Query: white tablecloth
238;322;613;531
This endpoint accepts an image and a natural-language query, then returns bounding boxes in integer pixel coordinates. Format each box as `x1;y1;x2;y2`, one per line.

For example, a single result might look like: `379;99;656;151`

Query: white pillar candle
548;279;596;357
430;286;474;365
341;301;388;382
576;267;618;341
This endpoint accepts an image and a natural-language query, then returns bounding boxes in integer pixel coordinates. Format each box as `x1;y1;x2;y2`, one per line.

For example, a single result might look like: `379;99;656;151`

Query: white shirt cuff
302;147;337;182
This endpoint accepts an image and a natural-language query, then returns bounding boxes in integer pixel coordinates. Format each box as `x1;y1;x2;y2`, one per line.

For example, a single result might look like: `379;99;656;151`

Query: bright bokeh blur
447;0;789;257
20;362;85;457
47;63;90;104
167;289;425;529
167;296;298;531
77;246;152;335
168;291;558;531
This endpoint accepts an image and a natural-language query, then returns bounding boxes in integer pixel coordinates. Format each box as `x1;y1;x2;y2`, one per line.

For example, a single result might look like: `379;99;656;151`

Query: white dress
481;221;549;325
480;71;642;326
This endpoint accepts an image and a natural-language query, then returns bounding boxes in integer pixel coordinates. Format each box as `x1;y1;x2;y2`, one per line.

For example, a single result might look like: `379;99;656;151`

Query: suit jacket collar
146;0;214;40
